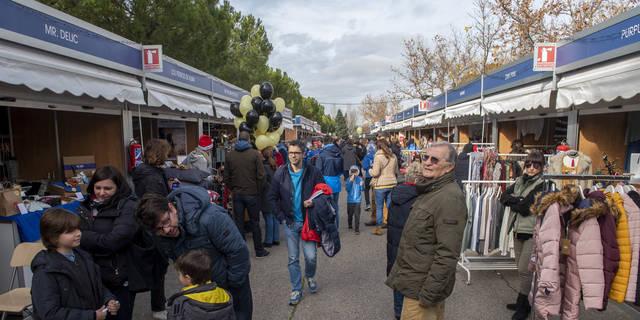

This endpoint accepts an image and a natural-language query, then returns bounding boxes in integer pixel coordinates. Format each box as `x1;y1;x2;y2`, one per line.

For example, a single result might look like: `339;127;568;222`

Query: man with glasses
269;140;325;305
135;187;252;320
386;142;467;320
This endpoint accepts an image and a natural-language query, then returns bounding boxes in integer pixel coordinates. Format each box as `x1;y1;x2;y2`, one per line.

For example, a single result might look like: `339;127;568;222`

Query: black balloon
245;110;260;127
260;82;274;99
239;122;251;133
261;99;275;115
251;97;263;113
230;102;242;118
269;112;283;130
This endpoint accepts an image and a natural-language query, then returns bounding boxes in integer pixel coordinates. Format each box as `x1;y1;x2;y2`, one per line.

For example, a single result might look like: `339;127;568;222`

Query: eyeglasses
420;154;441;165
524;161;542;170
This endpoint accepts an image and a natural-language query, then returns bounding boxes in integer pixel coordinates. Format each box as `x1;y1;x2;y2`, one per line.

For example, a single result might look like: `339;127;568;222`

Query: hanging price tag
561;238;571;255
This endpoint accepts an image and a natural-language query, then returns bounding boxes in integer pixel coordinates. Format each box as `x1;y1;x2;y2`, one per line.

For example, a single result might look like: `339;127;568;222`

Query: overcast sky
230;0;476;117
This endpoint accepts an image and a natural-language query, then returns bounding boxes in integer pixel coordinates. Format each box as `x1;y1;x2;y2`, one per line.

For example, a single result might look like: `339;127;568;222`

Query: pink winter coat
562;199;605;319
621;192;640;302
530;188;578;320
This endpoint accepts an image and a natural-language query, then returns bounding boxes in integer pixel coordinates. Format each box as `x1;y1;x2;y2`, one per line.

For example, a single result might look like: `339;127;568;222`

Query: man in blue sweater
269;140;325;306
315;136;343;228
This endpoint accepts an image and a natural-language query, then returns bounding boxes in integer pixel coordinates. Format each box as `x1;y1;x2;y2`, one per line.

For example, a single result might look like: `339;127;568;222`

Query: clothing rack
543;174;632;181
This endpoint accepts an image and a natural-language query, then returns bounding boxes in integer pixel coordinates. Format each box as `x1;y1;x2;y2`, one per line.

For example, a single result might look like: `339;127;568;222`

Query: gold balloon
240;95;252;110
356;127;363;135
274;97;286;112
255;134;272;151
256;116;269;134
234;117;244;129
239;100;252;116
268;130;281;145
251;84;260;98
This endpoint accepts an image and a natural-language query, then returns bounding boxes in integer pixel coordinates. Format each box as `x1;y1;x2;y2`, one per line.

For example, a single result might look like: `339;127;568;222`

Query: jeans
263;212;280;244
347;203;361;232
332;192;340;229
375;188;393;226
394;290;404;318
233;194;264;253
285;221;318;292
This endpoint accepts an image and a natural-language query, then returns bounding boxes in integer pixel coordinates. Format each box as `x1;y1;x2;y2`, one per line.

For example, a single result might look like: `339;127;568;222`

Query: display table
0;201;81;242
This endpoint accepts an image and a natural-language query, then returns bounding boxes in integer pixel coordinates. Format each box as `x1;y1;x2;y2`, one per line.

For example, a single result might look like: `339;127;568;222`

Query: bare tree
390;38;440;99
471;0;501;74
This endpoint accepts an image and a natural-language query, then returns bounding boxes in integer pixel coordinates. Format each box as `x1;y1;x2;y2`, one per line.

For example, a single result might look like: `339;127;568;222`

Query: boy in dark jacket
167;249;234;320
136;186;252;320
345;165;364;234
31;209;120;320
386;164;421;320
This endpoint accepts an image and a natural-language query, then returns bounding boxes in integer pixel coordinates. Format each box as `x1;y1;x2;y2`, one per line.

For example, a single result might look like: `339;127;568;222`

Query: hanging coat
607;192;632;303
621;192;640;302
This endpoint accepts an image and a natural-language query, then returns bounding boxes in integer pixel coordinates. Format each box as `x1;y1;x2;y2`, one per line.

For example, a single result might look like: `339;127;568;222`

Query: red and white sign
142;45;163;72
533;43;556;71
418;100;430;112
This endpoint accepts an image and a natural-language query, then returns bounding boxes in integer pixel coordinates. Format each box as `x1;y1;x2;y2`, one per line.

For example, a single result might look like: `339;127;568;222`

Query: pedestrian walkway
132;192;640;320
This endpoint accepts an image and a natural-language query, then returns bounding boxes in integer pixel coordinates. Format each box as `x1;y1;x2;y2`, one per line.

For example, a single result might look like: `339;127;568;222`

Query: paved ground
132;192;640;320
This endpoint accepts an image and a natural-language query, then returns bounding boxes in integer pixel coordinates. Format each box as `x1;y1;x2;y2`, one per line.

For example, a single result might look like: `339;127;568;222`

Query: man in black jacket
224;131;268;257
136;186;252;320
387;164;421;320
269;140;325;306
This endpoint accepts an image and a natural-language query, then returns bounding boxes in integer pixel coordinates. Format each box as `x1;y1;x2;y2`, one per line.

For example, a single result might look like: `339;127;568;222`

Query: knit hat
198;135;214;151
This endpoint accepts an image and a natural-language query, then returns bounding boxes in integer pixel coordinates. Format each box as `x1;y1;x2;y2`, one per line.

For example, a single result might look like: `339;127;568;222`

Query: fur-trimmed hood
531;186;581;217
531;186;607;227
570;199;606;227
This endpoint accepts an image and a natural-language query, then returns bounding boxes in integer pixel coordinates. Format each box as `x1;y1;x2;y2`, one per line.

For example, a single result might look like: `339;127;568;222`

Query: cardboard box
63;156;96;179
48;182;87;197
0;188;21;216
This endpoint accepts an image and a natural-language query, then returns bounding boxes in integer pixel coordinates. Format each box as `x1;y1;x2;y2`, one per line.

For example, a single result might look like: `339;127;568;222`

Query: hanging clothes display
547;151;593;189
529;177;640;320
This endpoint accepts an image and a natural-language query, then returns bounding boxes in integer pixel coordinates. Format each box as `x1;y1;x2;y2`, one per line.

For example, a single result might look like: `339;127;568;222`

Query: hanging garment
517;118;545;140
626;191;640;305
499;207;513;255
548;151;593;189
621;192;640;302
607;192;632;303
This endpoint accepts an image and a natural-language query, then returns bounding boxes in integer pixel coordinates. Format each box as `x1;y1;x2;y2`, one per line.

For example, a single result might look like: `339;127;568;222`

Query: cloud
229;0;476;118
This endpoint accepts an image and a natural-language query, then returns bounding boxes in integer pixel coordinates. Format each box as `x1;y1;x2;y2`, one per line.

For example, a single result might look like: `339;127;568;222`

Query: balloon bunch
230;82;286;150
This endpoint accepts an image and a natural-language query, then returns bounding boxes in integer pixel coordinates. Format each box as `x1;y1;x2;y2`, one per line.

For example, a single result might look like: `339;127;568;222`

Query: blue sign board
212;79;245;101
483;58;550;95
0;1;141;69
446;78;482;106
157;60;212;93
428;94;446;112
557;9;640;71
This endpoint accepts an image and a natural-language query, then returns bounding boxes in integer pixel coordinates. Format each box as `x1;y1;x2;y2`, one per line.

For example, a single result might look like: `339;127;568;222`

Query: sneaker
289;291;302;305
152;310;167;320
256;250;270;258
372;227;385;236
307;277;318;293
273;241;280;246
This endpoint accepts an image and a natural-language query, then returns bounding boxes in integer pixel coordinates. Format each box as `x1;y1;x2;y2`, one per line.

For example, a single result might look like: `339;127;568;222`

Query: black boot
506;293;526;311
511;295;531;320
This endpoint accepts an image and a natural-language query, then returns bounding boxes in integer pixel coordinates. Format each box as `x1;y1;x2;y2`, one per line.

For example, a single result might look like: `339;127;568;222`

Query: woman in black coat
77;166;140;320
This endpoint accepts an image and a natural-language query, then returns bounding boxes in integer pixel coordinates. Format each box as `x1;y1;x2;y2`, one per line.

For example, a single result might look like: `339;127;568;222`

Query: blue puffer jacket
157;186;250;289
362;149;375;179
269;163;325;225
316;144;343;192
346;174;364;204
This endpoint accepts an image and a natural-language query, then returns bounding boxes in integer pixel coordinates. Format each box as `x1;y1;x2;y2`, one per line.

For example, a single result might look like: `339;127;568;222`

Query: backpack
167;282;235;320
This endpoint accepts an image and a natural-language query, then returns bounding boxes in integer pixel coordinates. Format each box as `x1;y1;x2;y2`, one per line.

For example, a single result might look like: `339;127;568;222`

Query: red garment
275;151;285;167
313;183;333;195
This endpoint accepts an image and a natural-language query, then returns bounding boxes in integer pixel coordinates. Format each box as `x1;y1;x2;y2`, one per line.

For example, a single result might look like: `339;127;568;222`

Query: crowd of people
28;130;478;320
